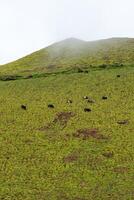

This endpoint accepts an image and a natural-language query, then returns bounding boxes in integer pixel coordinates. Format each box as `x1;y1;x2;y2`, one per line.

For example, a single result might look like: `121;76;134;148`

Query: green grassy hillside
0;37;134;199
0;37;134;76
0;65;134;199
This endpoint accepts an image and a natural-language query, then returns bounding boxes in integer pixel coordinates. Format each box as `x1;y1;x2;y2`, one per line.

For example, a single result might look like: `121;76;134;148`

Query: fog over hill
0;37;134;75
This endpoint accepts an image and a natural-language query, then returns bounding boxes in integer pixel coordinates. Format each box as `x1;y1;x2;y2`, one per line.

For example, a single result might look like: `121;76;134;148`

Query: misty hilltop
0;37;134;75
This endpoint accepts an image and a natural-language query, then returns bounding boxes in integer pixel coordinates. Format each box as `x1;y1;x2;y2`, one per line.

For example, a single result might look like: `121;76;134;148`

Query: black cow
102;96;108;100
67;100;73;104
48;104;54;108
87;99;95;103
84;108;92;112
117;75;120;78
83;96;89;100
21;105;27;110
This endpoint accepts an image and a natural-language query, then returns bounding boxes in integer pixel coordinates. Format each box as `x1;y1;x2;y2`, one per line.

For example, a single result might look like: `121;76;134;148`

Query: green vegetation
0;37;134;76
0;38;134;199
0;65;134;199
0;63;127;82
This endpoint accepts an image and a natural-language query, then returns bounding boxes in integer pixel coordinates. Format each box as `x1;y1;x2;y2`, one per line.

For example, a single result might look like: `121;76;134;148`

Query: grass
0;65;134;199
0;37;134;76
0;63;130;82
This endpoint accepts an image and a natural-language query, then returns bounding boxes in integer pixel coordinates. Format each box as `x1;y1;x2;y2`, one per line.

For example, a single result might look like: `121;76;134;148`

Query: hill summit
0;37;134;75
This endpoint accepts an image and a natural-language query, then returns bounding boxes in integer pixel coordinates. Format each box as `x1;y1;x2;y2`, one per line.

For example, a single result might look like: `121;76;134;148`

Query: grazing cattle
25;75;33;79
102;96;108;100
83;96;89;100
87;99;95;103
48;104;54;108
67;100;73;104
117;75;120;78
21;105;27;110
84;108;92;112
77;68;84;73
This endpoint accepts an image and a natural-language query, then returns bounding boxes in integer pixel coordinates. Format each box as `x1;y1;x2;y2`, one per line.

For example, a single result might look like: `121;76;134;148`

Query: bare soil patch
73;129;107;140
114;167;129;174
39;112;75;131
63;153;78;163
53;112;75;126
102;152;114;158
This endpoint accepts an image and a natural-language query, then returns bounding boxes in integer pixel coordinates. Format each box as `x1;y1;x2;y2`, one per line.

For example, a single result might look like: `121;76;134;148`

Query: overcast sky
0;0;133;64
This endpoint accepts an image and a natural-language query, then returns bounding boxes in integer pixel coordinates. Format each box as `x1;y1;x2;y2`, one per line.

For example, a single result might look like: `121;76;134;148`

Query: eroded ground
0;67;134;199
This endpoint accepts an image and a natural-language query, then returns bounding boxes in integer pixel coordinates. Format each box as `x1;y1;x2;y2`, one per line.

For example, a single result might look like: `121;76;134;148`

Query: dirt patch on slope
73;129;107;140
102;152;114;158
63;152;78;163
113;166;129;174
39;112;75;131
53;112;75;126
